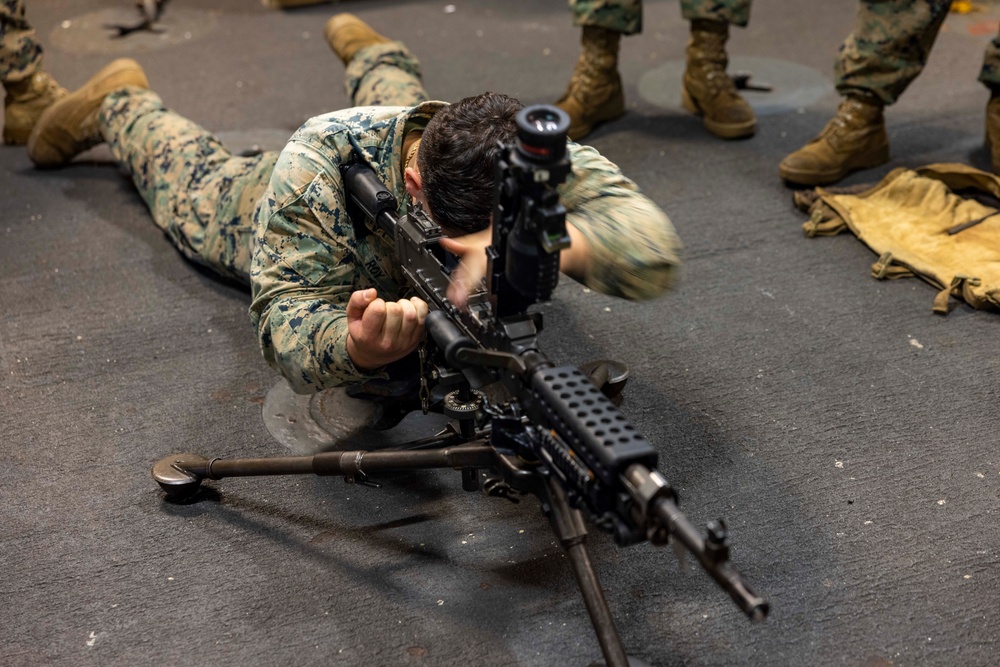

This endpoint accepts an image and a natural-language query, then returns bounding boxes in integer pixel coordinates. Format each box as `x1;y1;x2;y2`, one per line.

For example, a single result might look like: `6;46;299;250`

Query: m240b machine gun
152;105;767;666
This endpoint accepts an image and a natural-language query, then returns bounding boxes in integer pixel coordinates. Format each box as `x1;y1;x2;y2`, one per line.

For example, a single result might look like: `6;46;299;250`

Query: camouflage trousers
1;0;42;85
570;0;752;35
97;42;427;284
837;0;1000;105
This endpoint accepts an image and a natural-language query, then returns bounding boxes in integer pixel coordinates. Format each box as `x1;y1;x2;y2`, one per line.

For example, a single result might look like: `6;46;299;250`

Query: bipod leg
542;477;630;667
152;445;497;500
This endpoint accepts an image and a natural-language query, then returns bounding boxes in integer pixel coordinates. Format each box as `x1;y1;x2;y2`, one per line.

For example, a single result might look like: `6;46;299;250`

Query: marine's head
404;91;524;236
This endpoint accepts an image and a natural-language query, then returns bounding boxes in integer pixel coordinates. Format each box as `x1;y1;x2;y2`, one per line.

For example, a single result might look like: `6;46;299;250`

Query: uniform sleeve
558;143;682;300
249;140;383;393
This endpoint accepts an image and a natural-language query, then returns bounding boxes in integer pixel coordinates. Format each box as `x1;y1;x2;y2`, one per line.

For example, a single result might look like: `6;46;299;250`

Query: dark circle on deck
49;8;218;56
637;56;834;117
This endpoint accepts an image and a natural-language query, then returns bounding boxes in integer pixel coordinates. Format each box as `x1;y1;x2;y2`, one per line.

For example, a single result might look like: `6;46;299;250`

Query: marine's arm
557;142;681;300
249;141;424;392
440;142;681;305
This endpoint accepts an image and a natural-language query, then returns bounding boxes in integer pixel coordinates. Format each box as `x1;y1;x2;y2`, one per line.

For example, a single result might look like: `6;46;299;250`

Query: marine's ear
404;164;423;202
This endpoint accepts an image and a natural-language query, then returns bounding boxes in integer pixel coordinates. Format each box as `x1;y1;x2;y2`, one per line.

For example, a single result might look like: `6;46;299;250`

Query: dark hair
417;92;524;235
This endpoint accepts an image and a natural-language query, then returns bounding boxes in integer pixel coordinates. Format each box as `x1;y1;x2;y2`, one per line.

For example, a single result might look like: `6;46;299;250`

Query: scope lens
525;109;563;134
515;105;570;163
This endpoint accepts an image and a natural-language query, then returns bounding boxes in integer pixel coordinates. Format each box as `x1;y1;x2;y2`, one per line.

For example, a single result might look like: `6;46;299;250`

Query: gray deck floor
2;1;998;665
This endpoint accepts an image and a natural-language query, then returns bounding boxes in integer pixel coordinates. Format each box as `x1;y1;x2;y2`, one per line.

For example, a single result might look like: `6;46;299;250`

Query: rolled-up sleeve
559;143;682;300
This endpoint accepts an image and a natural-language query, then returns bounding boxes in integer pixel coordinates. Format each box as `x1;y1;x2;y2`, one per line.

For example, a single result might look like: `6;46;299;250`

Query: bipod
538;475;651;667
152;441;650;666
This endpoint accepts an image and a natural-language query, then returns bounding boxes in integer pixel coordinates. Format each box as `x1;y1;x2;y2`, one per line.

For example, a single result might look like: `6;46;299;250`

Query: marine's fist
346;288;429;371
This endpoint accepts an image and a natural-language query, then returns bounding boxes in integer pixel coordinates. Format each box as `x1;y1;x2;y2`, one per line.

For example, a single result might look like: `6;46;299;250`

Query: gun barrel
624;464;769;622
652;496;769;622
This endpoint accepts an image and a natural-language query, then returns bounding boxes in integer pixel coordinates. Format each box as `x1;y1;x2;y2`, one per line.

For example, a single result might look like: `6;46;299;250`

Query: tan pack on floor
795;163;1000;314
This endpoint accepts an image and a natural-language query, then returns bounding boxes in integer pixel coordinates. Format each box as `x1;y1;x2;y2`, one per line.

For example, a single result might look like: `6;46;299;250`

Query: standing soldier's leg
979;28;1000;173
780;0;951;186
680;0;756;138
555;0;642;140
28;59;274;283
1;0;66;144
836;0;951;105
325;15;429;107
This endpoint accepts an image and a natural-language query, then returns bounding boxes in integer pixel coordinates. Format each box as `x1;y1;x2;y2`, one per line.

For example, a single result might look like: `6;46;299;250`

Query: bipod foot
151;453;209;501
580;359;629;405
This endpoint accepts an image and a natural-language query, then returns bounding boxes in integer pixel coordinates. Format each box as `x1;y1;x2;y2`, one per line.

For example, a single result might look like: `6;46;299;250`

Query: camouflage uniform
836;0;1000;105
98;41;681;393
1;0;42;84
570;0;752;35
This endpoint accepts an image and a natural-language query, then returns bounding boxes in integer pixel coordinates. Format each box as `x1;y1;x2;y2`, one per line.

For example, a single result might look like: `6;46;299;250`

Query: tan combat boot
27;58;148;169
324;14;392;66
682;19;756;139
986;93;1000;174
778;96;889;186
555;26;625;141
3;71;68;146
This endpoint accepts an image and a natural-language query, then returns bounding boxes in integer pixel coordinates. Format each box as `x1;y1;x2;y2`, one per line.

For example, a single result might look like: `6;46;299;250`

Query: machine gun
152;105;767;666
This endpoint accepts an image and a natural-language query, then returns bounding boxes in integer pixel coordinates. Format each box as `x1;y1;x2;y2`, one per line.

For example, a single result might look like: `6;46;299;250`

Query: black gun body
395;209;451;308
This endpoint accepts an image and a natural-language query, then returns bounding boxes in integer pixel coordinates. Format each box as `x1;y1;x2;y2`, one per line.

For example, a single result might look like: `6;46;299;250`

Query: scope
515;106;571;164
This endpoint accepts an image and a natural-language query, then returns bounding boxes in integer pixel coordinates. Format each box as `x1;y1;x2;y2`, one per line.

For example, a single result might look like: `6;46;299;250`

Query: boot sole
682;86;756;140
567;107;625;141
778;144;890;186
28;59;148;168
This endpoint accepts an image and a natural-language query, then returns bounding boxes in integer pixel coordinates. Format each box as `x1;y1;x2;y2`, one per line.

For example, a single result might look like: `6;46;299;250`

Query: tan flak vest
796;163;1000;314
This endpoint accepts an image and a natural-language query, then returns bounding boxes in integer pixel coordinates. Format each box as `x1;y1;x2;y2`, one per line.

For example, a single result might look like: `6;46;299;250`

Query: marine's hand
346;288;429;372
438;226;493;310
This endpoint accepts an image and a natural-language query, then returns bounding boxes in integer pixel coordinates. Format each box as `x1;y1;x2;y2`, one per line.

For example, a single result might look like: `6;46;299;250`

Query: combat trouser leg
979;27;1000;173
835;0;952;106
2;0;66;145
344;42;429;107
978;27;1000;92
680;0;751;28
99;88;277;283
570;0;642;35
0;0;41;85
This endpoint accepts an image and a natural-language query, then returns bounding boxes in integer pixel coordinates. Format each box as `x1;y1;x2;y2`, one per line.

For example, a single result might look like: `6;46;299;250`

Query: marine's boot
778;96;889;186
324;13;392;66
986;93;1000;174
3;71;68;146
27;58;148;168
682;19;756;139
555;26;625;141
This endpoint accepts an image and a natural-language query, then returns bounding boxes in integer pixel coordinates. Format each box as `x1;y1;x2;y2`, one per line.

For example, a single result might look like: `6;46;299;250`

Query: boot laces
691;34;737;98
565;44;619;106
824;99;869;138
